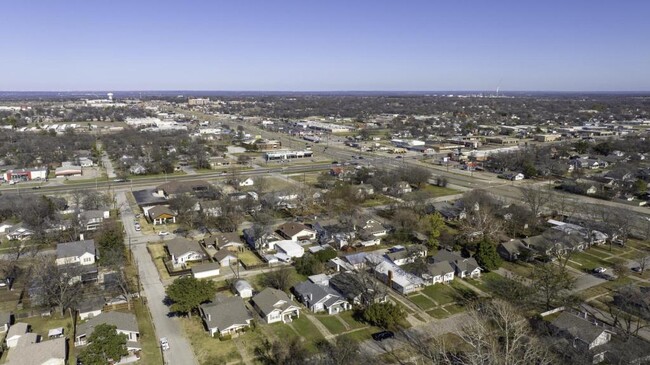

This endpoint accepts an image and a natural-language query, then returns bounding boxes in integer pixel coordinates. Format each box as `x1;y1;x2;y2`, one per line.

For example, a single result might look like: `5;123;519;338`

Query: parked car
632;267;642;273
134;224;141;232
158;231;170;236
372;331;395;342
160;337;170;351
593;267;607;274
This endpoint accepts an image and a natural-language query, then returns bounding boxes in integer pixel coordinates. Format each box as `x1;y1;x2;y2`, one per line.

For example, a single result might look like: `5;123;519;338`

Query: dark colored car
372;331;395;341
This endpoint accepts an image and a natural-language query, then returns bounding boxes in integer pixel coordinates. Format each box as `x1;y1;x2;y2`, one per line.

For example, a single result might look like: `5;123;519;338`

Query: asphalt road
117;192;198;365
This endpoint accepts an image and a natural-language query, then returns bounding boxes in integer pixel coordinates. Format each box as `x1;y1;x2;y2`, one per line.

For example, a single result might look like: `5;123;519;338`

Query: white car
160;337;170;351
158;231;170;236
593;267;607;274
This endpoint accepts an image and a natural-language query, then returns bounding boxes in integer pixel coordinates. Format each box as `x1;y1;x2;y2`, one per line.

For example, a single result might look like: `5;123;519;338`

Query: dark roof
201;295;252;331
204;232;243;249
132;188;167;207
157;180;211;195
276;222;313;238
551;312;609;345
427;261;455;276
76;296;105;313
56;240;96;260
252;288;296;316
431;249;464;263
293;281;344;307
213;250;237;262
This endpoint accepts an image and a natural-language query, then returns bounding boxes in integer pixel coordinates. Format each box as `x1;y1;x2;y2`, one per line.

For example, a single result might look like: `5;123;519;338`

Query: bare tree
530;255;576;309
261;267;294;293
399;300;556;365
30;257;85;315
520;186;551;220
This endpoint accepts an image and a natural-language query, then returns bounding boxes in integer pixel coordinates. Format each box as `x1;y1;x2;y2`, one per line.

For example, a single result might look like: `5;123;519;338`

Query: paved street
117;192;198;365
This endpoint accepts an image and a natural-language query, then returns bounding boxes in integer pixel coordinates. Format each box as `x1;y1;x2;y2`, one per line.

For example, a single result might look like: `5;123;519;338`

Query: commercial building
3;167;48;182
265;150;313;161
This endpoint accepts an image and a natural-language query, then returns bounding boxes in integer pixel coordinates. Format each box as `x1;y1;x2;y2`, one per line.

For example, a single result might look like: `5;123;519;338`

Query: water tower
107;93;113;101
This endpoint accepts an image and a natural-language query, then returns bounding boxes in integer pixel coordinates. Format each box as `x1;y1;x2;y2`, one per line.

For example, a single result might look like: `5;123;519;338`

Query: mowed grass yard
147;243;172;280
238;249;263;267
315;315;347;335
180;316;242;365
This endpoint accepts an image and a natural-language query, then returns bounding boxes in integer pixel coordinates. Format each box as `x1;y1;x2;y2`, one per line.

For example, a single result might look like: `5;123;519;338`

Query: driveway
117;192;198;365
102;152;117;178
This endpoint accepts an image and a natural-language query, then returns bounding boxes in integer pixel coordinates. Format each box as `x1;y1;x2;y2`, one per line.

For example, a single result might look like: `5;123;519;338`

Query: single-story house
204;232;244;251
200;295;253;337
214;250;238;267
276;222;317;242
191;262;221;279
422;261;455;285
148;205;177;225
385;245;428;266
252;288;301;324
329;272;388;306
453;258;482;279
78;209;110;231
373;260;424;295
497;239;529;261
75;312;140;350
293;281;351;314
76;296;105;320
166;237;207;267
55;240;97;267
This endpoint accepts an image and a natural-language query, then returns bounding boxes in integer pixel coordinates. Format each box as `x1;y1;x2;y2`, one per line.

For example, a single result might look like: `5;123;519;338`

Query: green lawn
408;294;437;310
21;314;74;340
339;326;382;343
500;261;534;277
338;311;366;330
568;251;611;272
421;284;458;305
180;316;242;365
265;321;299;342
466;271;501;292
315;315;347;335
360;195;395;207
427;307;450;319
133;301;165;365
291;316;324;342
238;250;263;267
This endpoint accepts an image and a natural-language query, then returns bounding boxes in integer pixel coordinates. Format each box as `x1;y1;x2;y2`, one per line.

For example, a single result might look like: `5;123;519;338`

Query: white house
200;296;253;337
214;250;238;267
166;237;207;267
274;240;305;258
373;260;424;295
55;240;97;266
452;258;482;279
422;261;455;285
276;222;317;242
252;288;301;324
75;312;140;351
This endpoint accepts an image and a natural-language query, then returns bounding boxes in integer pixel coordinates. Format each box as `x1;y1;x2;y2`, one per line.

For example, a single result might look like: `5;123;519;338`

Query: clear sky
2;0;649;91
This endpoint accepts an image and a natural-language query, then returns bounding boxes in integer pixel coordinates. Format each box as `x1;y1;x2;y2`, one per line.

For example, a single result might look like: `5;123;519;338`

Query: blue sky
1;0;649;91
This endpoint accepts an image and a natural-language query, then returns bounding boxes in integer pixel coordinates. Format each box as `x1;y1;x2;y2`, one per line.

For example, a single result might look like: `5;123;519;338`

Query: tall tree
474;239;501;271
165;276;215;317
530;258;575;309
77;324;128;365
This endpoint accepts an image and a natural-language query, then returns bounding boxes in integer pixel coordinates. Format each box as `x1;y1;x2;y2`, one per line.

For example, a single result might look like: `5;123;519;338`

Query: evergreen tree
166;276;216;317
78;324;128;365
474;239;502;271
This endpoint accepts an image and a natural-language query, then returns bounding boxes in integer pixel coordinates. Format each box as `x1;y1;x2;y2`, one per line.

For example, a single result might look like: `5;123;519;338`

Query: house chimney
387;270;393;285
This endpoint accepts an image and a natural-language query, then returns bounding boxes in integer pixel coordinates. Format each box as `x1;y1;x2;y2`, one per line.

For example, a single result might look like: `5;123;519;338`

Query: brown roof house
276;222;316;242
203;232;244;251
147;205;176;225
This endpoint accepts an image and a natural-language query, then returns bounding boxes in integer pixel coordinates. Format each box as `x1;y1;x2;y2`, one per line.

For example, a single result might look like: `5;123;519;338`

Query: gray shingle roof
200;295;252;332
76;311;138;337
552;312;608;345
166;237;203;258
427;261;455;276
56;240;96;260
293;281;344;308
5;337;66;365
252;288;296;316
